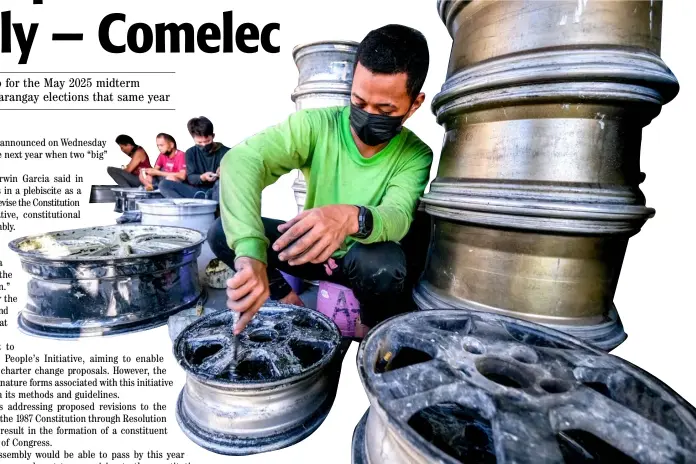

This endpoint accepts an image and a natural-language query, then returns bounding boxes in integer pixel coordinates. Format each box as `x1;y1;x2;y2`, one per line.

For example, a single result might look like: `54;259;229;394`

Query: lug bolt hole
248;329;277;343
510;347;539;364
540;379;572;394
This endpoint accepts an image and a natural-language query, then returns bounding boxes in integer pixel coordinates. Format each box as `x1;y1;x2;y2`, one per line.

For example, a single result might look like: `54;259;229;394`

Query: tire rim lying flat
353;310;696;463
113;188;162;213
174;304;342;455
8;225;204;338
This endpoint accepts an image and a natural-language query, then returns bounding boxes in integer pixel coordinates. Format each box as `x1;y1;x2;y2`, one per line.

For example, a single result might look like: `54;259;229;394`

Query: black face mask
350;104;405;146
199;142;214;153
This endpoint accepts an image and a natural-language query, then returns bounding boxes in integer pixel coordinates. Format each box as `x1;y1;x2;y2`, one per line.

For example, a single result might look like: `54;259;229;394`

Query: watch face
352;206;368;239
353;206;372;239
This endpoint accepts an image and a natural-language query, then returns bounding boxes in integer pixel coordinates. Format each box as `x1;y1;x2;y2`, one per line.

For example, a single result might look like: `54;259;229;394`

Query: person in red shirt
141;133;187;190
108;135;152;187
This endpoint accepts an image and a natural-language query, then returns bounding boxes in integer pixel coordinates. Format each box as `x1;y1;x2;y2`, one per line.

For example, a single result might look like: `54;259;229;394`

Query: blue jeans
159;179;220;201
107;166;142;188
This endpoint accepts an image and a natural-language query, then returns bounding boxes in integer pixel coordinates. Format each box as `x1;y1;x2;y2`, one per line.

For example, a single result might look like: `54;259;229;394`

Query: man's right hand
226;257;270;334
200;172;216;182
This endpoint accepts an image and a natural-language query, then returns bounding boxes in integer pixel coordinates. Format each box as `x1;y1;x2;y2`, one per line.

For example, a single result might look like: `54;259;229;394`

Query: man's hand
273;205;359;266
226;257;270;334
200;172;216;182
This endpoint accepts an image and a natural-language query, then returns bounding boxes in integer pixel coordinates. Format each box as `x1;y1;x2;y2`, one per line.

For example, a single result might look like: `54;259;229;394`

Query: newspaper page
0;1;694;463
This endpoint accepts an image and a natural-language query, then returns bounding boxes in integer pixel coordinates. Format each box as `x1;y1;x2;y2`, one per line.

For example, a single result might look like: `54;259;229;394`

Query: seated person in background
107;135;152;188
209;25;433;336
159;117;228;201
141;133;186;190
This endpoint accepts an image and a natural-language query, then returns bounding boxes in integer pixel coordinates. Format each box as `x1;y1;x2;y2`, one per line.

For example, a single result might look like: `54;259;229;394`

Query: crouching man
209;25;433;335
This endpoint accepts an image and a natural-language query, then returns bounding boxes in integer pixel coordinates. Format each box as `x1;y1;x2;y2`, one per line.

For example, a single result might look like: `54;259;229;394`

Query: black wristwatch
352;206;373;239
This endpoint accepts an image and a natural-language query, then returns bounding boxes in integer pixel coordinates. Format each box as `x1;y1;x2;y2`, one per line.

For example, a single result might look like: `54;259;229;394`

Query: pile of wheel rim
416;0;680;351
290;40;358;213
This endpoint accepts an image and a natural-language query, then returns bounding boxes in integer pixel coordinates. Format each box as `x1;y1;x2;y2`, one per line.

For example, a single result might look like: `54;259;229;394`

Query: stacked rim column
290;40;359;213
415;0;679;351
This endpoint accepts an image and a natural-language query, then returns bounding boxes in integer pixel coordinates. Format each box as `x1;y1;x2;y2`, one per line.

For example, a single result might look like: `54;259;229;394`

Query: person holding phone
159;117;228;200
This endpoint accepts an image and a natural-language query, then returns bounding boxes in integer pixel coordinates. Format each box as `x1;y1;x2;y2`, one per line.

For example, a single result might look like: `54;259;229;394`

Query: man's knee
158;179;177;197
207;218;229;258
211;181;220;202
344;242;407;295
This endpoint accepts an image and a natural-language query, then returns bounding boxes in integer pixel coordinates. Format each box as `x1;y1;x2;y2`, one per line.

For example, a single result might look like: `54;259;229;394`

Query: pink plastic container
316;281;361;337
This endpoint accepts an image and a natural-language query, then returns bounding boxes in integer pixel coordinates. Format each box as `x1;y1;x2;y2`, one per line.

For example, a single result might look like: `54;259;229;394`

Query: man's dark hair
355;24;430;100
115;134;136;146
187;117;214;137
156;133;177;148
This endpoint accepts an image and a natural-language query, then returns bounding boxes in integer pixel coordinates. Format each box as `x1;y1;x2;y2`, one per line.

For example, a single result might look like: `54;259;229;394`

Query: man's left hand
273;205;359;266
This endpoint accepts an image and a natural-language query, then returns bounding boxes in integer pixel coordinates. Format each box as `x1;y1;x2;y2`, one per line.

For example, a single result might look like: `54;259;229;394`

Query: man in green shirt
209;25;433;334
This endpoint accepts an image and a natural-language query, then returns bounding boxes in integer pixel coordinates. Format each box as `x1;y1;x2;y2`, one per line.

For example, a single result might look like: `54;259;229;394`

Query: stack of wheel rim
352;310;696;463
290;40;359;213
415;0;680;350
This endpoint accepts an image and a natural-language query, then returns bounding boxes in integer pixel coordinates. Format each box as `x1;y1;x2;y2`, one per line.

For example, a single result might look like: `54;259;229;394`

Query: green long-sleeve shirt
220;106;433;264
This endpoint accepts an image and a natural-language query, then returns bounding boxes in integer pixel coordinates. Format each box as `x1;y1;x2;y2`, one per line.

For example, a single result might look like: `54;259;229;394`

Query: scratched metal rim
291;40;360;61
291;39;357;213
136;198;218;217
17;295;201;339
8;224;205;262
89;185;119;203
413;282;627;352
353;310;696;463
422;182;655;236
436;0;471;30
432;48;678;123
113;188;162;213
9;225;205;338
174;304;342;455
291;40;358;104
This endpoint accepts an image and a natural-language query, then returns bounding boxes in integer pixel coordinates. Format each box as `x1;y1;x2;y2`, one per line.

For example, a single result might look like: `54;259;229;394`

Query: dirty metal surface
89;185;118;203
414;281;627;352
113;188;162;213
174;304;343;455
418;1;680;353
8;225;204;338
137;198;218;223
353;310;696;463
291;40;357;213
291;40;358;110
